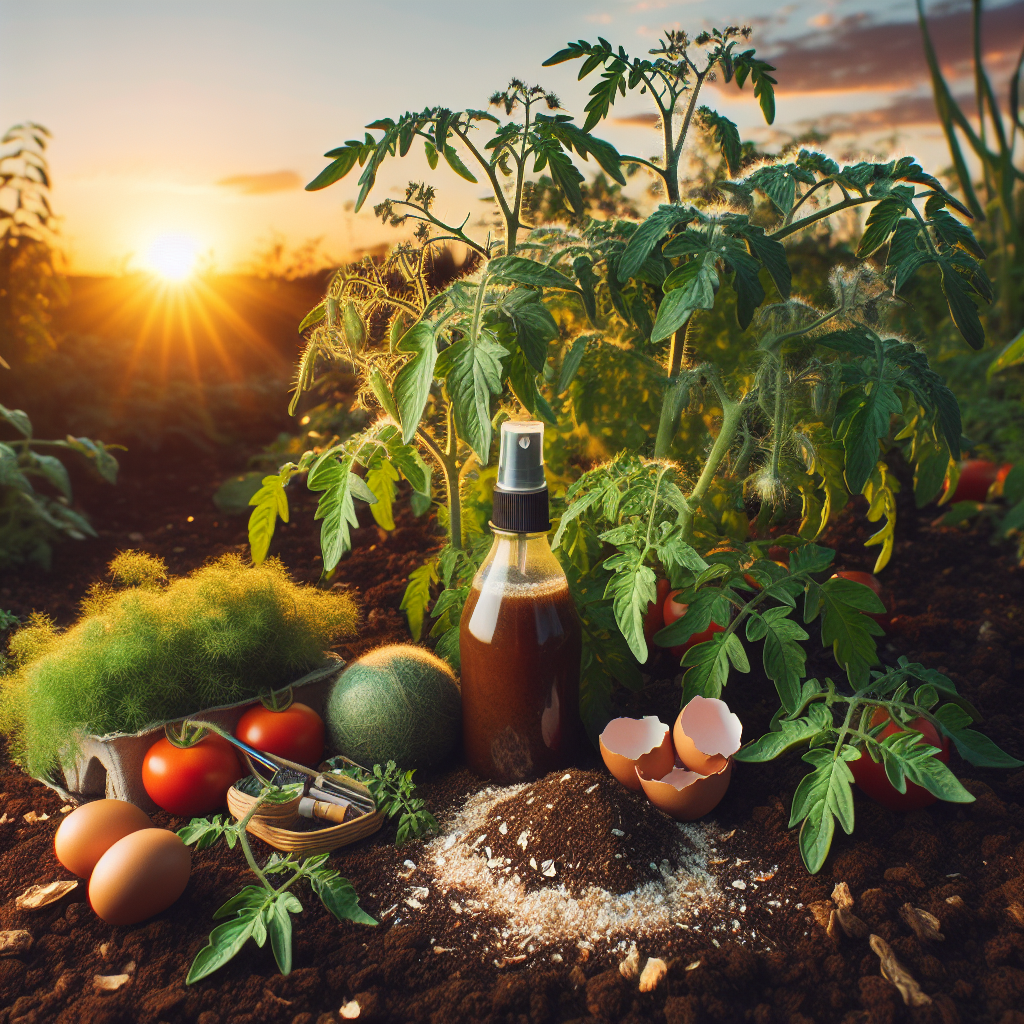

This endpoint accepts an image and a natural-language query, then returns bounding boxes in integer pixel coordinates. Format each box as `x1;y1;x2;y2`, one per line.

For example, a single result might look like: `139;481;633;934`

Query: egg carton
38;656;345;811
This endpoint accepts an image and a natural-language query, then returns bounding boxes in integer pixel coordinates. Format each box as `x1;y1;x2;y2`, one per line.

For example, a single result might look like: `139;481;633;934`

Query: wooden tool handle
298;796;349;824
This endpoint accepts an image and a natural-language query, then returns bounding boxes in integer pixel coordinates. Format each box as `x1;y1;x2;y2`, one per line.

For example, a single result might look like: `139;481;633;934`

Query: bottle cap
492;420;550;533
496;420;546;493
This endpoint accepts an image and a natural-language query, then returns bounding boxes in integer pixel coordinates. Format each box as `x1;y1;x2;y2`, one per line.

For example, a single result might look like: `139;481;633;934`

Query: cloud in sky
764;0;1023;95
216;171;302;195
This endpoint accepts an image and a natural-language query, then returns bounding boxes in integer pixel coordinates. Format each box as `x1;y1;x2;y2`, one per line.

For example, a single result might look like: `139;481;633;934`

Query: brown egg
637;760;733;821
54;799;153;878
672;696;743;775
89;828;191;925
599;716;675;791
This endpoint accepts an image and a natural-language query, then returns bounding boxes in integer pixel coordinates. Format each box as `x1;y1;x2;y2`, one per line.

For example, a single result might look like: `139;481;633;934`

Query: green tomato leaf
946;727;1024;769
617;205;698;283
809;576;884;686
437;333;508;463
365;459;399;531
488;256;577;290
392;322;437;445
187;900;264;984
855;196;908;257
790;748;856;874
680;631;734;702
735;703;832;763
604;551;657;663
558;335;589;394
651;257;718;343
248;472;290;565
745;606;809;713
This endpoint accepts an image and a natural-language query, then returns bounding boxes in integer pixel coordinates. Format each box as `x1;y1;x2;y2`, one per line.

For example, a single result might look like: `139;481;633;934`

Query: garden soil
1;455;1023;1024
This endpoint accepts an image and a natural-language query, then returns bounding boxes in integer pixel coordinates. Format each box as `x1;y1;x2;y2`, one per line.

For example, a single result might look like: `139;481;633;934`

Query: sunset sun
143;233;199;282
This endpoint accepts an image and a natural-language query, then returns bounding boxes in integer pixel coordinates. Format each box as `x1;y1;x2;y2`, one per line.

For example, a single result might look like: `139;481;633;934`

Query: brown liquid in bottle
460;579;583;782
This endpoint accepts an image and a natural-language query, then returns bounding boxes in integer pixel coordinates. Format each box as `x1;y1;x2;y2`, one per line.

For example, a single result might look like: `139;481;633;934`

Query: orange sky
1;0;1018;275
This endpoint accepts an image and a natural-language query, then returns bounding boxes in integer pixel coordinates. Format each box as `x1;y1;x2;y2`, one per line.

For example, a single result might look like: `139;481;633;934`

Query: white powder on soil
415;781;724;951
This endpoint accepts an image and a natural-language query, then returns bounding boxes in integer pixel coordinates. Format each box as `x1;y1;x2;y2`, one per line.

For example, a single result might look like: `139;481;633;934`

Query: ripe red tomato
661;589;726;659
235;702;325;767
142;734;243;817
643;579;672;643
945;459;999;503
850;709;950;811
831;570;889;628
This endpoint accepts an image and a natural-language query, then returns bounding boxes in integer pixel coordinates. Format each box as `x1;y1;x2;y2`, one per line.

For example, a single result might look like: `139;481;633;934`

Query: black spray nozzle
492;420;549;533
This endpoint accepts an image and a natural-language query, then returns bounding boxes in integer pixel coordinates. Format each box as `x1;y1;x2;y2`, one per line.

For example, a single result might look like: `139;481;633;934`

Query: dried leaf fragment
0;930;32;957
900;903;944;942
836;907;869;939
832;882;854;910
808;901;833;930
15;880;78;910
619;944;640;980
870;934;932;1007
94;974;130;992
826;910;840;945
340;1000;361;1019
639;956;668;992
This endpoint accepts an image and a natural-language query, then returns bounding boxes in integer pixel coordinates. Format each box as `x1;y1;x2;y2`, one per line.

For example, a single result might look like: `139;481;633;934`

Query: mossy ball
325;645;461;770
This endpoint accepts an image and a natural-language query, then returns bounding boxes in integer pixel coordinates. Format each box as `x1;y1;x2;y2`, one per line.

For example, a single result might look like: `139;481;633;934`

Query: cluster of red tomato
141;700;326;818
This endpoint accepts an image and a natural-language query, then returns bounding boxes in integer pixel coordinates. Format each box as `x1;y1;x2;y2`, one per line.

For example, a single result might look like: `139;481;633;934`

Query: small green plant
0;553;358;779
1;402;120;570
178;781;375;983
326;758;440;846
736;659;1021;872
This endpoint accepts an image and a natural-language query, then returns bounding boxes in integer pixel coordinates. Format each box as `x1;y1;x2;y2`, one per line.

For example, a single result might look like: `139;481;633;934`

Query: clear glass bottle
459;422;583;781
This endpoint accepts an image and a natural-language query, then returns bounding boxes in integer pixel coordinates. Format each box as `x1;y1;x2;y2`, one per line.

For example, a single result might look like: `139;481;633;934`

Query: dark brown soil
1;451;1022;1024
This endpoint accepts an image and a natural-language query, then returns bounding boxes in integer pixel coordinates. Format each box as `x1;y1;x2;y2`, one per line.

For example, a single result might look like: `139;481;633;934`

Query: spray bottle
459;420;583;781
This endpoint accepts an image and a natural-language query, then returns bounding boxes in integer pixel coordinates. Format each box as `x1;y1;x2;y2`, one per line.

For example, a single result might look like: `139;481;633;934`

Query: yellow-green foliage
0;552;358;779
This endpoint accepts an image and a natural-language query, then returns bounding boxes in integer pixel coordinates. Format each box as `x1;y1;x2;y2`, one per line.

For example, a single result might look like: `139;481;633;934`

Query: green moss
0;552;358;778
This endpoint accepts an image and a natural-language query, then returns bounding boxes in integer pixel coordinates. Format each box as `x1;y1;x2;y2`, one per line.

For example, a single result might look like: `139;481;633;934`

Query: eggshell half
599;716;674;791
54;799;153;878
673;696;743;775
637;759;733;821
89;828;191;926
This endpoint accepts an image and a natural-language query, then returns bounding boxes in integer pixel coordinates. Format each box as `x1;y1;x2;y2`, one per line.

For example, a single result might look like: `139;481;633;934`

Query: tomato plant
142;729;244;817
235;696;324;767
849;708;949;811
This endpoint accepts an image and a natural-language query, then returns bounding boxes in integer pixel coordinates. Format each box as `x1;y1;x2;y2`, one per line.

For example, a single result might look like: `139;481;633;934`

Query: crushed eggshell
22;811;49;824
16;880;78;910
0;930;33;957
340;999;361;1019
639;956;668;992
673;697;743;775
619;943;640;979
94;974;131;992
600;716;675;791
